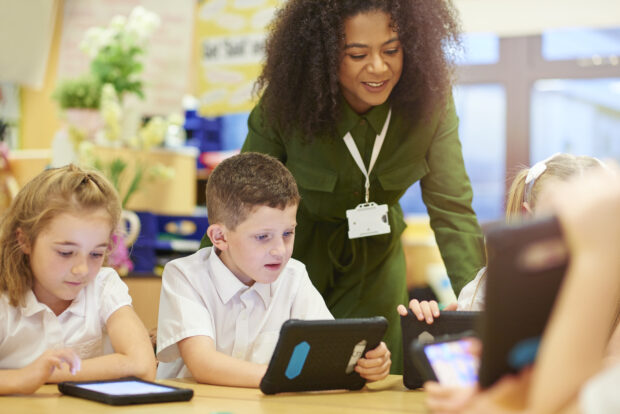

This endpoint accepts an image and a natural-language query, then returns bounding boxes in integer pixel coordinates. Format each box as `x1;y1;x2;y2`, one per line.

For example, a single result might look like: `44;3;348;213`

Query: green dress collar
336;97;392;138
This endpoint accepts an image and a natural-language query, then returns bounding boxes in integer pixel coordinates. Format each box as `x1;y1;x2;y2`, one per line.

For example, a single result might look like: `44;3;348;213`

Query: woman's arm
178;335;267;388
419;97;486;295
48;306;157;382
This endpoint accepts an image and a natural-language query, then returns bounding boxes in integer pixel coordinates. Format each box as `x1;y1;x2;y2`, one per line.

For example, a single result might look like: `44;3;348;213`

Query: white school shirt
580;362;620;414
0;267;132;369
156;247;334;379
456;267;486;311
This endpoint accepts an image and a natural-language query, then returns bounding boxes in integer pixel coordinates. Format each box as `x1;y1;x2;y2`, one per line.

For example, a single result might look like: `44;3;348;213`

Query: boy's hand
19;349;81;394
397;300;457;324
355;341;391;382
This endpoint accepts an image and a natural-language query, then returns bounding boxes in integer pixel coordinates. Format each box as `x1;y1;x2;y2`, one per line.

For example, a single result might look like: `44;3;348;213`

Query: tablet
58;377;194;405
411;331;479;387
401;310;481;389
259;317;388;394
478;215;568;388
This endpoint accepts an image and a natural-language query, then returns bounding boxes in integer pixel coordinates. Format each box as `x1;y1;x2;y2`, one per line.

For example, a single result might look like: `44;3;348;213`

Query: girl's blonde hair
466;154;605;309
0;164;121;307
505;153;604;221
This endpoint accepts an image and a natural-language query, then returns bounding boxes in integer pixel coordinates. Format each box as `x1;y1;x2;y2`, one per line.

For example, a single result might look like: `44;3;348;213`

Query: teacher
212;0;486;373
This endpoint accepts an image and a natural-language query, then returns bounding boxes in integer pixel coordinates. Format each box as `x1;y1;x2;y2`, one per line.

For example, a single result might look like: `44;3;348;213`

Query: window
455;33;500;66
531;78;620;163
542;27;620;62
400;84;506;221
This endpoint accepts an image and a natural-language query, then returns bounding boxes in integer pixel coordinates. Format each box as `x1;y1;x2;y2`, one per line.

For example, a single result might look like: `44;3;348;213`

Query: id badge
346;202;391;239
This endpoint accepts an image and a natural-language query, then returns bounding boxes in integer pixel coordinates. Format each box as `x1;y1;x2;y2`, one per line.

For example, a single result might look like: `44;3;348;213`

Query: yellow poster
196;0;283;116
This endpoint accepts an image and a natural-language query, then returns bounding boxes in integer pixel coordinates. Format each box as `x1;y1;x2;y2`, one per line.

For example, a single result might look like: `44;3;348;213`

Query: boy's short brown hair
205;152;300;230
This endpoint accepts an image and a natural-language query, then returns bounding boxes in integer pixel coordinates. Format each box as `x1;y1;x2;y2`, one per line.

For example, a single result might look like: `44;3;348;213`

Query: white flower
126;6;161;45
109;15;127;31
80;27;106;58
100;84;122;143
139;116;168;150
77;140;97;167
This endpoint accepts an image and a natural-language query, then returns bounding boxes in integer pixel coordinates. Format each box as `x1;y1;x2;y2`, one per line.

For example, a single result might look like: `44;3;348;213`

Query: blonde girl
0;164;155;394
399;153;606;319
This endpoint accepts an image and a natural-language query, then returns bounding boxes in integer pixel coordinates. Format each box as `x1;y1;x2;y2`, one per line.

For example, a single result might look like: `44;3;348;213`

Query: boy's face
212;204;297;286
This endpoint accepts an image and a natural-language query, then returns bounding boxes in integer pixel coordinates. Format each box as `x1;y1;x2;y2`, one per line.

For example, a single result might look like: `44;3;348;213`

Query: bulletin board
195;0;284;116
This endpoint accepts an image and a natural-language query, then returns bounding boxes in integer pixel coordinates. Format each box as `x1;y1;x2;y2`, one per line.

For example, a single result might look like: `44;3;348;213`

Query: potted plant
52;74;101;110
52;74;103;140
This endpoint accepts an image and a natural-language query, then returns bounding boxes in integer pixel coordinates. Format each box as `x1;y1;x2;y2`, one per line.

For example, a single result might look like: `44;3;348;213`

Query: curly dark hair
255;0;462;140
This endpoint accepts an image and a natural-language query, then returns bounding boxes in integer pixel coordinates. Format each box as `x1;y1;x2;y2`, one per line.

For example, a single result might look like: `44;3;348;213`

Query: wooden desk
3;375;428;414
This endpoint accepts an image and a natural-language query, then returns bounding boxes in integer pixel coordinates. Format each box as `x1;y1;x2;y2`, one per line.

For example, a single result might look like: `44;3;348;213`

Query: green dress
216;96;485;373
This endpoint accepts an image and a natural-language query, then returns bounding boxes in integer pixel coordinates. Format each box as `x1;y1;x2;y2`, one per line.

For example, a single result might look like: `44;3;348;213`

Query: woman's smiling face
338;10;403;114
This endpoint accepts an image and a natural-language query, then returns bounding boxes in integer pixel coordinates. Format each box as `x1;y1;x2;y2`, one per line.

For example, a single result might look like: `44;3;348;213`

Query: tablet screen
424;339;479;386
75;380;177;395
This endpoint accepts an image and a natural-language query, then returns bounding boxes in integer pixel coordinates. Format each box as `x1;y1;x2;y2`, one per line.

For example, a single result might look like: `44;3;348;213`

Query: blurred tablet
260;317;388;394
401;310;481;389
58;377;193;405
411;331;479;387
478;215;568;388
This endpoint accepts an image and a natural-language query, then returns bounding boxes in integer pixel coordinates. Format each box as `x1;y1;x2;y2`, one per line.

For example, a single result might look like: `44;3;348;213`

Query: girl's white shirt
0;267;132;369
456;267;486;311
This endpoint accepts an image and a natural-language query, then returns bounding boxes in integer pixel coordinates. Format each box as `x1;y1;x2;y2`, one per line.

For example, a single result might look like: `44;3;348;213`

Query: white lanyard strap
343;109;392;203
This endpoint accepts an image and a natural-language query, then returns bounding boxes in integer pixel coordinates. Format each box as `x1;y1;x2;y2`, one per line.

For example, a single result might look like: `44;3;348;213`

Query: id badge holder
346;202;391;239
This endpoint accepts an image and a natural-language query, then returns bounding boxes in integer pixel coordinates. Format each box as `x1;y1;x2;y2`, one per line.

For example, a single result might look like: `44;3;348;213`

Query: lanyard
343;109;392;203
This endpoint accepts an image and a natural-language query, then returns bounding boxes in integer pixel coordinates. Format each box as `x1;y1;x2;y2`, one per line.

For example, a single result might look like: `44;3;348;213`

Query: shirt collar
21;289;47;317
336;95;391;138
20;288;86;318
63;288;86;317
207;248;273;309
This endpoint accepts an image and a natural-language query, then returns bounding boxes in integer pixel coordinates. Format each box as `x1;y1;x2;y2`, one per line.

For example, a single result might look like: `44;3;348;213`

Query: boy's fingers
356;357;391;379
363;342;389;358
396;304;408;316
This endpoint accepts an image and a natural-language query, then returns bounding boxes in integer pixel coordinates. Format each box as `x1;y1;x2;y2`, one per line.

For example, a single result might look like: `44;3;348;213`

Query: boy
156;152;391;387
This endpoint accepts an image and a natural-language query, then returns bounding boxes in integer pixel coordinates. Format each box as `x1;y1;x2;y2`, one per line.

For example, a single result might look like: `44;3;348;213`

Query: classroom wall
17;0;200;151
19;0;64;150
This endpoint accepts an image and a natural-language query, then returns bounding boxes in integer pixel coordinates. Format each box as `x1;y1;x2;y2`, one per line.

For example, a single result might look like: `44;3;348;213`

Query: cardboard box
8;149;51;188
402;215;444;289
95;146;198;216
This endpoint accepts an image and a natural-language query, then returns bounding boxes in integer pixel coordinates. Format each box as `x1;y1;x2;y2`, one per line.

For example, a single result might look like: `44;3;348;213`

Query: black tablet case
401;310;481;389
58;377;194;405
259;317;388;394
478;216;568;388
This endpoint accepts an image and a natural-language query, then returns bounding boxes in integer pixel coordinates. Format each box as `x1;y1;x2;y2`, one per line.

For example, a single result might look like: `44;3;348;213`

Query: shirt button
359;119;366;126
354;191;360;196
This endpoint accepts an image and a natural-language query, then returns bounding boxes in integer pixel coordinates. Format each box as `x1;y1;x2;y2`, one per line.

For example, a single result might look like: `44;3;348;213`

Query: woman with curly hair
209;0;486;373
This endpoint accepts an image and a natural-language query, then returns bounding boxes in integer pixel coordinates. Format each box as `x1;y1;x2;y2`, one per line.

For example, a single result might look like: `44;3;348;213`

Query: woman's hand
355;341;391;382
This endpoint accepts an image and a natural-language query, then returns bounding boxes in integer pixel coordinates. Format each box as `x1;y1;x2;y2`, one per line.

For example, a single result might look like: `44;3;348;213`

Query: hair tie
523;153;560;202
525;161;546;185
